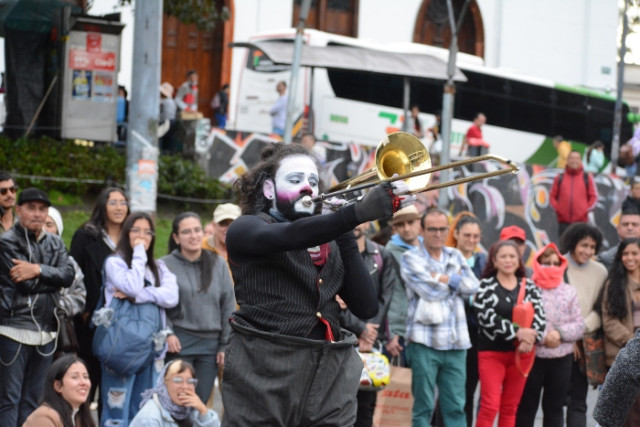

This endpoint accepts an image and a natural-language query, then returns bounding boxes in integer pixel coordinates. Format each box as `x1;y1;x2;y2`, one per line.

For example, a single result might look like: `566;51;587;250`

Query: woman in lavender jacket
516;243;584;427
99;212;179;427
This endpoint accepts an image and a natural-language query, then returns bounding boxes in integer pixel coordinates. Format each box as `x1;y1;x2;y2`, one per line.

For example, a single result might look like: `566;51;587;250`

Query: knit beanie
47;206;64;236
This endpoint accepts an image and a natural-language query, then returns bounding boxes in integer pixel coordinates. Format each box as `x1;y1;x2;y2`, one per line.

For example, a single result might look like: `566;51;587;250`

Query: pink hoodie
532;243;585;358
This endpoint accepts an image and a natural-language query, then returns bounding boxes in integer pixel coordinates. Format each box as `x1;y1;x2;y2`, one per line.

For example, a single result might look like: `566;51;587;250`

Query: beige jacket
23;405;64;427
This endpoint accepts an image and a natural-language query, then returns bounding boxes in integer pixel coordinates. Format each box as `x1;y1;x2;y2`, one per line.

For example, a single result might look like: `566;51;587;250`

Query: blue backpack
92;258;162;376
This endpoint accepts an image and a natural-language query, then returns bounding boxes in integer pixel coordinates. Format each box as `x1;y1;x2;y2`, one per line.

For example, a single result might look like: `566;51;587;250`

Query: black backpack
557;171;589;191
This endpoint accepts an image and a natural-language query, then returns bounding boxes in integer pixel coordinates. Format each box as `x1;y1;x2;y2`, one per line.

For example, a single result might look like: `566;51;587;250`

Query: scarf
531;243;567;290
139;361;191;421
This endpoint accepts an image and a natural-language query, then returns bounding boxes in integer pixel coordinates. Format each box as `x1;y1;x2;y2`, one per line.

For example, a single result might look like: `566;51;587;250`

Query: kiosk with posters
61;17;124;142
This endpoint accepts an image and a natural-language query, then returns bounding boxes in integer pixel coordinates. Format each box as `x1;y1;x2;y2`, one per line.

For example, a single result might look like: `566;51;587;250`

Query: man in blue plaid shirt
401;208;479;427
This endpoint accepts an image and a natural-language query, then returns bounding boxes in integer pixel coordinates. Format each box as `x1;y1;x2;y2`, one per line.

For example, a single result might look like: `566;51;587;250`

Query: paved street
208;380;601;426
532;385;599;427
92;377;600;425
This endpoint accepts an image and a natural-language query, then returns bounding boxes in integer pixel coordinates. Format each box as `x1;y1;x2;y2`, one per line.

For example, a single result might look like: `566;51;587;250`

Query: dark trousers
468;146;488;172
382;335;408;368
0;336;54;427
557;223;571;243
566;358;588;427
354;389;377;427
516;354;573;427
468;145;488;157
465;326;479;427
222;323;361;427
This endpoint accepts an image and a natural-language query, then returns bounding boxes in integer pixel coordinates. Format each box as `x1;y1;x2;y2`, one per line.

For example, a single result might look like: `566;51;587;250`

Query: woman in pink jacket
516;243;584;427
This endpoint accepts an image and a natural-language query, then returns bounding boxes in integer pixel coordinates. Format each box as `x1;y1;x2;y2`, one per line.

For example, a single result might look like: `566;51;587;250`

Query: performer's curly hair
235;143;317;215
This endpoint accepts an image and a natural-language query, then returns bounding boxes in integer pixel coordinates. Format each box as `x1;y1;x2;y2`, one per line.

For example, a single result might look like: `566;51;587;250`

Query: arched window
413;0;485;58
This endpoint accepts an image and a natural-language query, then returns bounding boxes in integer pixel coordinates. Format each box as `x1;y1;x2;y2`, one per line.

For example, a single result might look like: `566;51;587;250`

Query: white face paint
267;155;319;219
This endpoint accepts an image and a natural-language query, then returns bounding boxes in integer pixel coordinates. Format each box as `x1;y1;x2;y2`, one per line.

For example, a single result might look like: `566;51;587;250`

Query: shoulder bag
358;345;390;391
55;306;79;353
92;264;162;376
581;329;606;386
512;278;536;377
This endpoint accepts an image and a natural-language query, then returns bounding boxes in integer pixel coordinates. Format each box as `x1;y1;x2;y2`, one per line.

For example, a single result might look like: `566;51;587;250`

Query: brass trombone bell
302;132;519;206
328;132;432;193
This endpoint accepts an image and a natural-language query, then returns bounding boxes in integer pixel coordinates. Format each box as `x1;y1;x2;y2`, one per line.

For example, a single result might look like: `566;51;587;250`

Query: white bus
230;29;632;166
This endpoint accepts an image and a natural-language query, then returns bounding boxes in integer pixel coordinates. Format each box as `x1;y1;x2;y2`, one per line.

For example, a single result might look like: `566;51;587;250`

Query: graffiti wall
197;128;627;254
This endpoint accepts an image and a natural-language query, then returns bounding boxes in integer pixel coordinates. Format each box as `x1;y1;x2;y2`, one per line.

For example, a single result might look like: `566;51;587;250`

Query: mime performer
221;143;415;426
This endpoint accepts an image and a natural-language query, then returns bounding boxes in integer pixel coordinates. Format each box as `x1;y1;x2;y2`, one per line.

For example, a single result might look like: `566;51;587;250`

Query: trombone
302;132;519;207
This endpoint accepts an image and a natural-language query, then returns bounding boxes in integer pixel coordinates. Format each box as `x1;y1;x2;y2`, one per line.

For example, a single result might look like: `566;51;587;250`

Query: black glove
353;183;396;223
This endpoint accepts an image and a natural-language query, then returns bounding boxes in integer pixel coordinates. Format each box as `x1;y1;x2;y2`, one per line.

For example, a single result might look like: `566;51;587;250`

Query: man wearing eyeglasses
0;171;17;234
401;208;479;427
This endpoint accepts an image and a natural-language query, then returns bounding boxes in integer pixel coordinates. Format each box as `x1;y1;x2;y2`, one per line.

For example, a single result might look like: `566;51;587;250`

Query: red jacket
549;166;598;224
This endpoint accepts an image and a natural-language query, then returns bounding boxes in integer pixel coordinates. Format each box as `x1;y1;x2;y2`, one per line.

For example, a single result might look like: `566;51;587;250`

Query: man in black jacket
0;188;75;426
339;221;399;427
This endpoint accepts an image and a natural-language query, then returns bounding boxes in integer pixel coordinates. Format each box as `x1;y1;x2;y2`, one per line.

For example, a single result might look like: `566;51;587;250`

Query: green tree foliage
0;136;232;209
117;0;230;32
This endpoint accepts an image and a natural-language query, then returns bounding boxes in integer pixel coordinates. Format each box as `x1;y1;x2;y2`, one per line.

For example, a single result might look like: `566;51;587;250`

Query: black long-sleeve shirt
226;205;378;338
339;239;398;341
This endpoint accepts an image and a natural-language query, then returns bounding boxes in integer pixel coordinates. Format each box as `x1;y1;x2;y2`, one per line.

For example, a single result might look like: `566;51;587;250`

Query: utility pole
126;0;162;214
283;0;311;144
438;0;470;209
612;0;629;170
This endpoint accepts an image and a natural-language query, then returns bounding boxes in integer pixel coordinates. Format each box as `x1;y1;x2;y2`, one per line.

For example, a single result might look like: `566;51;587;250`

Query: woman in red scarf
515;243;584;427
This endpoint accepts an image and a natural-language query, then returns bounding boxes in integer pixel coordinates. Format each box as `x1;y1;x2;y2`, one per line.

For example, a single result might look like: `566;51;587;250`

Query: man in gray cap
203;202;241;261
0;187;75;426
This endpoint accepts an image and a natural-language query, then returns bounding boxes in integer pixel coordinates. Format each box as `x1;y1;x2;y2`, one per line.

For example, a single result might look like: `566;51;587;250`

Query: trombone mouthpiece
300;196;314;208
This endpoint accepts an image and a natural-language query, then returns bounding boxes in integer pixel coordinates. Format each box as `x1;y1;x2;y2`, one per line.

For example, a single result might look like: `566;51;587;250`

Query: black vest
230;213;345;338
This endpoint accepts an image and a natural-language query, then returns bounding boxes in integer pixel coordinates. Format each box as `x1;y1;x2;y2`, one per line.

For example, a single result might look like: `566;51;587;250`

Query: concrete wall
481;0;617;90
96;1;623;107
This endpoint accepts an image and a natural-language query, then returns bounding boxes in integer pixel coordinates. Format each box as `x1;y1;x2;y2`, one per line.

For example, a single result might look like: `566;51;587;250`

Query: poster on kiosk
61;18;123;142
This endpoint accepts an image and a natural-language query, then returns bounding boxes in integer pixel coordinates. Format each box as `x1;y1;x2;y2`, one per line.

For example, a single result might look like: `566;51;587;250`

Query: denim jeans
215;113;227;129
101;361;160;427
0;335;54;426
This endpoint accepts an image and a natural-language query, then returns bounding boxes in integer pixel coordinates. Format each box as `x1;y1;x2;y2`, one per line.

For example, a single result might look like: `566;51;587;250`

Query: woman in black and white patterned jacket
473;240;545;427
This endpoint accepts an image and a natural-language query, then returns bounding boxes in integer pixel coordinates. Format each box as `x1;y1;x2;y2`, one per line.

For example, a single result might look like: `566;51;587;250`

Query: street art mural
197;128;627;256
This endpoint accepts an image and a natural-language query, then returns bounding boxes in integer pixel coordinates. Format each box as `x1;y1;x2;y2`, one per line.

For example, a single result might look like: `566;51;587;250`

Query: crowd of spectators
2;134;640;427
